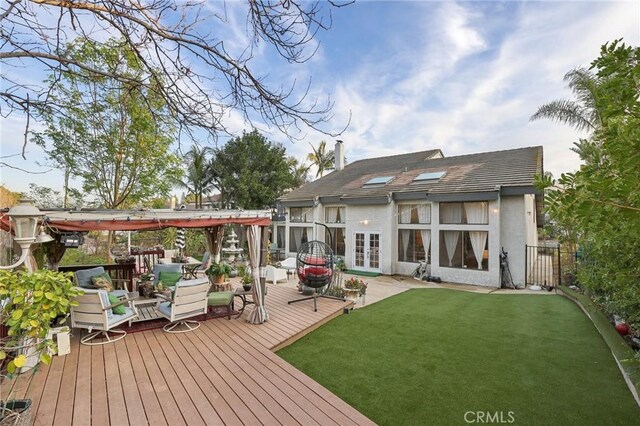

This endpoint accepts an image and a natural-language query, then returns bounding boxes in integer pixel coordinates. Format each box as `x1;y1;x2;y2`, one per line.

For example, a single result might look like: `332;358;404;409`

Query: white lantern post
0;199;44;270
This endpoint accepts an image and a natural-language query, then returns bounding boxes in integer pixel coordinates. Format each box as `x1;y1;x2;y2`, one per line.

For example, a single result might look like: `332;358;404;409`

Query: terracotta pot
214;274;225;284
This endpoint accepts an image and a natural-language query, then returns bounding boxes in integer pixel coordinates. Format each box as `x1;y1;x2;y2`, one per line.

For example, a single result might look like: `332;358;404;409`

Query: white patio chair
155;278;210;333
265;265;288;284
70;288;138;345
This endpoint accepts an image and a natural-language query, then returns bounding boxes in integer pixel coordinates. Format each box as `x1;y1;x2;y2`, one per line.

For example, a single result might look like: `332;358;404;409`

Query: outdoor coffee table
127;292;161;326
234;288;254;318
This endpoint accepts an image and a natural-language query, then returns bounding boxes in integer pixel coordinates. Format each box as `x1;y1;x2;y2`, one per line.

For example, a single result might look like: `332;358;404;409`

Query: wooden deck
12;284;373;425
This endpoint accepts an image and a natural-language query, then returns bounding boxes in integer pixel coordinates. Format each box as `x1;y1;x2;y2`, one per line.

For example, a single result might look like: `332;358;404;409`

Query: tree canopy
32;38;183;209
1;0;351;153
211;130;295;209
537;40;640;327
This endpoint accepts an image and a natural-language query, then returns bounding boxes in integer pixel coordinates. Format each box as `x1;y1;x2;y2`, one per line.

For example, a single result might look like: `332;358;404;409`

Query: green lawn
278;289;640;425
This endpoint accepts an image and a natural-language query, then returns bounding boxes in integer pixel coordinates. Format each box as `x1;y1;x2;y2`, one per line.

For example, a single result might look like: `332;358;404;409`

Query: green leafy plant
241;273;253;285
206;262;232;280
0;270;82;399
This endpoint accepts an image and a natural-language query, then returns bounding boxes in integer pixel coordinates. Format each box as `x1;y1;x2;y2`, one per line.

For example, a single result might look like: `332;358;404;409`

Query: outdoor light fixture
35;227;55;244
0;199;44;270
60;232;85;248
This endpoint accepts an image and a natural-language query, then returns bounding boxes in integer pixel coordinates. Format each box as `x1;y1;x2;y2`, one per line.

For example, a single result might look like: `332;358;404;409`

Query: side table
234;288;254;318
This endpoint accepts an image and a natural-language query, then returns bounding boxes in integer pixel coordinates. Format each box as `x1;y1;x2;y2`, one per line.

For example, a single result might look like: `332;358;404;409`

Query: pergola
0;208;272;324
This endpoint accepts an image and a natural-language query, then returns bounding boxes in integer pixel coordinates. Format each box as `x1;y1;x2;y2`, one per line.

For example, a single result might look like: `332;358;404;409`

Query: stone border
558;285;640;407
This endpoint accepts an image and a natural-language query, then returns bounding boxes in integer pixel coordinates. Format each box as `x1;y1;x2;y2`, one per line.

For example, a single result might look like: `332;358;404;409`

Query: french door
353;231;381;271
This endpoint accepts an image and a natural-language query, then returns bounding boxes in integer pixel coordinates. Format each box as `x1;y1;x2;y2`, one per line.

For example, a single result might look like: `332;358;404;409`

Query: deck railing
59;263;136;291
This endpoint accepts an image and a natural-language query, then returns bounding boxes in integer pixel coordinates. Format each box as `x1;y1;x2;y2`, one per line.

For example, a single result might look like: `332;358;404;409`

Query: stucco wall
499;195;528;286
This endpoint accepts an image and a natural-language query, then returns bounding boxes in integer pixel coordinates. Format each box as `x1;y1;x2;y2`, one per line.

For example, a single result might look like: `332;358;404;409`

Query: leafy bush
0;270;82;375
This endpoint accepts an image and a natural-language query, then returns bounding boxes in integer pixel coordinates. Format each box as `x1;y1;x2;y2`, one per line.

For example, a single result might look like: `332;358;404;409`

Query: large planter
344;288;361;302
0;399;32;426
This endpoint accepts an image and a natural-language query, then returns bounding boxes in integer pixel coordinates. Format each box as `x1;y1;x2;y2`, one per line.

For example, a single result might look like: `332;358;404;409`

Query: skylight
364;176;394;186
413;171;446;182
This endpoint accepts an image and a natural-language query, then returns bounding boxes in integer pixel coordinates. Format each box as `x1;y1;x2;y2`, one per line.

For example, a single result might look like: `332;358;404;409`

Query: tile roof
280;146;543;202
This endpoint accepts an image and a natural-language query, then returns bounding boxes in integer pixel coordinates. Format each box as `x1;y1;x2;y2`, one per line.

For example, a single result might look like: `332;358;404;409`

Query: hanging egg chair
288;240;345;311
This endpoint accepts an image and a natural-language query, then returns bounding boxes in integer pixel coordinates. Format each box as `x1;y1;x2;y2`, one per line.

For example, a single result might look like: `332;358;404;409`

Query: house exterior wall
499;195;538;287
282;195;532;288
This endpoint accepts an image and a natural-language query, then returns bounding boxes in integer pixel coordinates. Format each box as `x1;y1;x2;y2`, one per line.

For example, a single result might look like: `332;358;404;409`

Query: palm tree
307;141;335;178
530;68;602;132
287;156;311;189
175;145;214;209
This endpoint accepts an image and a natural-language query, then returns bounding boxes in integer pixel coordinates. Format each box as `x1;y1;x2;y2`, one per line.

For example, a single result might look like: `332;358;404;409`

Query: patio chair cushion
207;291;234;307
153;264;183;284
158;271;182;287
107;307;136;327
76;266;106;288
107;293;126;315
157;301;172;317
91;272;114;292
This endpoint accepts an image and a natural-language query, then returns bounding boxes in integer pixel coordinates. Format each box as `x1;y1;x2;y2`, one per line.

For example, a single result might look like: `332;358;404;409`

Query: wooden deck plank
90;344;109;426
213;321;353;425
53;336;80;426
142;330;213;425
176;329;263;426
155;331;245;426
103;341;129;426
123;332;167;426
132;333;187;426
113;337;148;426
201;322;332;426
32;350;66;426
195;324;302;425
72;337;92;426
26;284;374;426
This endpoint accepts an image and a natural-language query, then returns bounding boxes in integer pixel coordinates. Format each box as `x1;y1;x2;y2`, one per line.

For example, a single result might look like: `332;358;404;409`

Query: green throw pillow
91;272;113;292
158;271;182;286
107;293;126;315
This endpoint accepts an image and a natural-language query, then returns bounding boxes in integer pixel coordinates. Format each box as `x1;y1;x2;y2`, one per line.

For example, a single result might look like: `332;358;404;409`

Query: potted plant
343;277;368;302
0;270;82;425
206;262;232;284
241;273;253;291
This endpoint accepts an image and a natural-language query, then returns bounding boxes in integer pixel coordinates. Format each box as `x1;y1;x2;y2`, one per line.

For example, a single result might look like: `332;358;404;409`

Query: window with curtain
398;204;431;224
290;207;312;223
274;226;285;248
289;227;309;252
325;206;346;223
440;202;489;224
325;227;345;256
439;231;488;270
397;229;430;263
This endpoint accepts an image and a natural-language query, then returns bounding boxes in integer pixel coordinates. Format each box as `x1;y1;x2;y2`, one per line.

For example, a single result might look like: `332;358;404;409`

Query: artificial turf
277;289;640;425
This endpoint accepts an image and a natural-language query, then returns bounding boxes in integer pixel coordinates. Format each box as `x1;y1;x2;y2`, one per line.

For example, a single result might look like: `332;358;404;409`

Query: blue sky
1;0;639;197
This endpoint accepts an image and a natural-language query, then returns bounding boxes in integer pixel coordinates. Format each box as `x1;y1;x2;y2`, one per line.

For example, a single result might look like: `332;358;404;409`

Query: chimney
335;140;345;171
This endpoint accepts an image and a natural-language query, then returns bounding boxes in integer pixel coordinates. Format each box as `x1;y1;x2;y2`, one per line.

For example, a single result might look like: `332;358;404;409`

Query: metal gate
525;244;560;288
525;244;580;288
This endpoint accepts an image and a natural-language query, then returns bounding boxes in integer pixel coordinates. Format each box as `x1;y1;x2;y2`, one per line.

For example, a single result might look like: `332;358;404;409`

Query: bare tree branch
1;0;352;153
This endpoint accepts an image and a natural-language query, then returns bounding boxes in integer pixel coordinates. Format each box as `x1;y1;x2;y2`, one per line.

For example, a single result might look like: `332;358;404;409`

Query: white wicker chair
155;278;210;333
265;265;288;284
70;288;138;345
